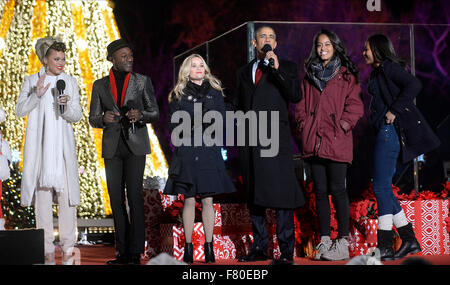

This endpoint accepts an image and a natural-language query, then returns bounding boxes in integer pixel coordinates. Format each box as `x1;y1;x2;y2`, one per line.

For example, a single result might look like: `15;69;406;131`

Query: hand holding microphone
261;44;279;69
125;100;142;134
56;79;66;114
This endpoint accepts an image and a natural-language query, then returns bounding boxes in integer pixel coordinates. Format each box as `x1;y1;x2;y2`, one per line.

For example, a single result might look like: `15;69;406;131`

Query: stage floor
55;244;450;265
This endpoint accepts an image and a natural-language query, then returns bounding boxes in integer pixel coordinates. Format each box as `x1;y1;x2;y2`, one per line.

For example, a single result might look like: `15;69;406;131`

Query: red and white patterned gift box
361;219;378;244
161;203;292;260
348;199;449;257
172;223;236;261
159;190;181;209
160;204;224;261
143;189;163;258
220;204;287;259
400;199;450;255
348;224;377;257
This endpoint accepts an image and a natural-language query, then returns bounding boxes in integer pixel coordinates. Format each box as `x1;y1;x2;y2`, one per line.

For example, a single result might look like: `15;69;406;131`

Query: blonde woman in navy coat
164;54;236;263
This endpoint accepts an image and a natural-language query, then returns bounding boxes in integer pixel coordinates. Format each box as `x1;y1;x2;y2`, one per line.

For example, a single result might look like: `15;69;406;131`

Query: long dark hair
305;29;359;82
366;34;406;68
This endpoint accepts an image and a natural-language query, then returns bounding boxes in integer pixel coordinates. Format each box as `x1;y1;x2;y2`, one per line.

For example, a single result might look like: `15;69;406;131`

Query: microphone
126;100;138;134
56;79;66;114
261;44;275;67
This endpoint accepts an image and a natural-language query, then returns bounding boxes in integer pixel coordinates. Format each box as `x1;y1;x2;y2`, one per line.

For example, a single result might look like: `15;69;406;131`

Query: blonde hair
169;54;223;102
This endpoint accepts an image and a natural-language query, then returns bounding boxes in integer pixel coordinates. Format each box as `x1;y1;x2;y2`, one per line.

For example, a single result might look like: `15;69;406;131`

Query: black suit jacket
89;72;159;158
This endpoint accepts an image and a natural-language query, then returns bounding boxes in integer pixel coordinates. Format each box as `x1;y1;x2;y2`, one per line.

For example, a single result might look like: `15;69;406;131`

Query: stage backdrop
0;0;168;221
172;21;449;197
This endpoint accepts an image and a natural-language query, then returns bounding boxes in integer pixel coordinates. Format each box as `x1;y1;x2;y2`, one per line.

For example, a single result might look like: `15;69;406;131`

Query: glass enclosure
173;21;449;197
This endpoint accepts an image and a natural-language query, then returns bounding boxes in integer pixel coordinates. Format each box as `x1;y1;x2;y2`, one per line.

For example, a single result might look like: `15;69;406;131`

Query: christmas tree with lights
1;162;35;229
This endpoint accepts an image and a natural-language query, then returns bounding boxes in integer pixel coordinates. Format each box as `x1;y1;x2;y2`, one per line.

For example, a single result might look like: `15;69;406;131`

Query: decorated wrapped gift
349;199;450;257
221;203;278;231
220;203;253;256
361;218;378;244
221;203;252;231
221;204;286;259
160;204;222;261
400;199;450;255
348;226;376;257
162;203;289;260
212;235;237;260
172;223;234;261
225;232;254;258
143;189;163;257
160;223;176;255
159;190;181;209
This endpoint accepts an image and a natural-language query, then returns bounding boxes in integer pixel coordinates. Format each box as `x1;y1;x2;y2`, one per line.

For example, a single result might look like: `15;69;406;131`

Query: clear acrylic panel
173;21;449;196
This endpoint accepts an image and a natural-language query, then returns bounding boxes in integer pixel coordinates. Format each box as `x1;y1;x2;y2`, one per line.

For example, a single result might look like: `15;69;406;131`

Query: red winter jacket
295;66;364;164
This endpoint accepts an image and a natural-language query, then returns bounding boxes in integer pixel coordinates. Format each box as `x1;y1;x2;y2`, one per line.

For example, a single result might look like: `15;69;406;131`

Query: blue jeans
373;123;403;216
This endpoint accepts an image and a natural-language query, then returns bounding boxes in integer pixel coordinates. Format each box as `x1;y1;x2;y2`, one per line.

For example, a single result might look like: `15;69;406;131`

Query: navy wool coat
163;81;236;197
371;60;440;164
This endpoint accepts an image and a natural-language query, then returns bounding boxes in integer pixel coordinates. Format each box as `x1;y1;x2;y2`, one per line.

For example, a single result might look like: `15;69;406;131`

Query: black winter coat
234;58;305;209
370;60;440;163
163;81;236;197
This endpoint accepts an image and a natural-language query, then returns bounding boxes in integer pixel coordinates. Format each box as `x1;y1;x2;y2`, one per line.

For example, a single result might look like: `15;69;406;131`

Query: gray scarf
308;56;341;91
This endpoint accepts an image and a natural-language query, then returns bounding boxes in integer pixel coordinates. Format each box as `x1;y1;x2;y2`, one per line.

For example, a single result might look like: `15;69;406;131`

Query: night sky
111;0;449;194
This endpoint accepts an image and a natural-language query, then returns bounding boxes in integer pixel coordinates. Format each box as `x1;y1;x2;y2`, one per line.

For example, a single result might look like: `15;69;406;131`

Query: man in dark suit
89;39;159;265
234;26;305;264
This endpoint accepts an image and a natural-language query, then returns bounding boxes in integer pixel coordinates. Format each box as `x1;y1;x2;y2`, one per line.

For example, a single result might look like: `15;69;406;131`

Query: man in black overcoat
234;26;305;264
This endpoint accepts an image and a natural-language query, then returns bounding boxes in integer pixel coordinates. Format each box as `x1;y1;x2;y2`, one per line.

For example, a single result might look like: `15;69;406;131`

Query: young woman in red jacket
295;29;364;261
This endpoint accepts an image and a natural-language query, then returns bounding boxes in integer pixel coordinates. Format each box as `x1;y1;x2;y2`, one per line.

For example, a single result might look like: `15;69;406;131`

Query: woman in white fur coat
15;36;82;265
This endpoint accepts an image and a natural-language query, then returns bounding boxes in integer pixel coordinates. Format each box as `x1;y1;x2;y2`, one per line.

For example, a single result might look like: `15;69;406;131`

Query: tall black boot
183;242;194;263
377;230;395;261
204;242;215;263
394;223;421;259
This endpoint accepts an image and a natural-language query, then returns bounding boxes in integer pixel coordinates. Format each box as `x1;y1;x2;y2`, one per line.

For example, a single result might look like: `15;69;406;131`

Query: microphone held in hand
261;44;275;67
56;79;66;114
125;100;138;134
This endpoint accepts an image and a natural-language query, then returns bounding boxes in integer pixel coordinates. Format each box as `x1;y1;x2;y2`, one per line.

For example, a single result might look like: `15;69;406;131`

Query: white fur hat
35;36;63;64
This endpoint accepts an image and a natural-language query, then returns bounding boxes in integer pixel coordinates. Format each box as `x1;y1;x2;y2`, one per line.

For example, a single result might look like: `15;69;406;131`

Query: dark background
110;0;449;196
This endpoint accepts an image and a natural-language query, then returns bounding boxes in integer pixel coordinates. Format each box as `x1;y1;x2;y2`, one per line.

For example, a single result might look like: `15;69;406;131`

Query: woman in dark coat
363;34;440;260
164;54;236;263
295;29;364;261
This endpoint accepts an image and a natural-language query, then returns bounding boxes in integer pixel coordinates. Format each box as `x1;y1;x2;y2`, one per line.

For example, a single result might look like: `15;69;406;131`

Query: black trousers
249;204;294;258
104;135;146;256
247;147;295;258
309;157;349;238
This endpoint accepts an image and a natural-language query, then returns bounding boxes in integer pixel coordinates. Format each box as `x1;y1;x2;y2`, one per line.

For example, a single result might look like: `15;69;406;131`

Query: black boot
394;223;421;259
377;230;395;261
106;254;129;265
204;242;215;263
183;242;194;263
